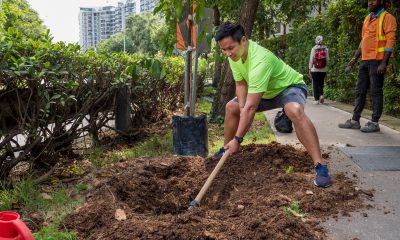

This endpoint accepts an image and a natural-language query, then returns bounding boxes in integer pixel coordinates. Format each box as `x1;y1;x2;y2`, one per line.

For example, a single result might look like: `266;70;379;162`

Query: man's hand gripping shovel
188;150;230;210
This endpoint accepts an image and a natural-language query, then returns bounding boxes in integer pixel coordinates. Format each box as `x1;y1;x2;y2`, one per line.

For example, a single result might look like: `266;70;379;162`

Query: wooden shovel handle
194;151;230;203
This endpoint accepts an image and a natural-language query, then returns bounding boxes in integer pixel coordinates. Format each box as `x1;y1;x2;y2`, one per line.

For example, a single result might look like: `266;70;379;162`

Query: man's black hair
215;22;246;43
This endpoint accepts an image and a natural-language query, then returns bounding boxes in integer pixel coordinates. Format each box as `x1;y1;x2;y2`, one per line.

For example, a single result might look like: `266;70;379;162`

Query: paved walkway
264;98;400;240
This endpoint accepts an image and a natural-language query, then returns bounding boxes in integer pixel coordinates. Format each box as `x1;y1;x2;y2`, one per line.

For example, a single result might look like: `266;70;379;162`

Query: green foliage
0;6;6;28
162;55;185;83
98;14;174;54
96;33;126;53
154;0;241;53
0;27;185;180
254;0;331;40
1;0;46;37
259;35;287;58
261;0;400;116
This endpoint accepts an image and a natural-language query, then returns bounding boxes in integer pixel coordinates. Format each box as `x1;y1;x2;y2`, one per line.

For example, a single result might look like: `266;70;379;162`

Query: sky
26;0;125;44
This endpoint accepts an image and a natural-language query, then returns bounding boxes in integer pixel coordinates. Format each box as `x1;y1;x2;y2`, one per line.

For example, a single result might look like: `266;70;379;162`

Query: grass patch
104;131;173;160
34;223;77;240
126;132;173;158
0;179;81;238
86;133;173;167
75;183;89;192
0;179;42;213
88;147;107;168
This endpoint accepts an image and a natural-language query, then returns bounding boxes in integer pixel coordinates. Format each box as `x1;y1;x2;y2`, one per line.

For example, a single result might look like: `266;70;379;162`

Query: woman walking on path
309;36;329;104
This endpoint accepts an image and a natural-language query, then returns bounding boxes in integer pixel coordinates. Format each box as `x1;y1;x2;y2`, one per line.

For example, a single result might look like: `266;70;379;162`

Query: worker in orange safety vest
338;0;397;133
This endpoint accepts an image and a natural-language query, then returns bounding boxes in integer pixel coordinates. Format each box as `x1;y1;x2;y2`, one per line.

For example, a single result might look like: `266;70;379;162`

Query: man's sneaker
319;95;324;104
338;119;361;129
314;163;332;188
360;121;380;133
212;147;225;158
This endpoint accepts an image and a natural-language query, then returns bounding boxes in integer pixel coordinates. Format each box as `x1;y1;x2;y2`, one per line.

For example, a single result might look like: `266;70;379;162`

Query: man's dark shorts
233;84;308;112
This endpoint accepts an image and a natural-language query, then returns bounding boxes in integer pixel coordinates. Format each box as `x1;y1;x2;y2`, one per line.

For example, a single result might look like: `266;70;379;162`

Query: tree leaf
153;1;165;15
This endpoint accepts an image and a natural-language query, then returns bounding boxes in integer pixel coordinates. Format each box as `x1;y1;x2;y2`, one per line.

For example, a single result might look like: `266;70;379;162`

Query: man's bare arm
235;80;248;111
235;93;263;138
224;92;263;154
377;51;391;74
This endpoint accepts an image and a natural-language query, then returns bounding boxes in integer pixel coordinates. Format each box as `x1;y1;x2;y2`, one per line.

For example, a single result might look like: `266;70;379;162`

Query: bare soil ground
64;143;373;239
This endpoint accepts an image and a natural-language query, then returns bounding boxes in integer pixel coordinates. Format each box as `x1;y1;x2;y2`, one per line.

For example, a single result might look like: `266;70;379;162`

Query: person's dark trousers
311;72;326;101
352;60;384;123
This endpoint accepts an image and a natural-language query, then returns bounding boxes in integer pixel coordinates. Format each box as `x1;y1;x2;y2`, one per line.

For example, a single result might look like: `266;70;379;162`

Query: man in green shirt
213;22;331;188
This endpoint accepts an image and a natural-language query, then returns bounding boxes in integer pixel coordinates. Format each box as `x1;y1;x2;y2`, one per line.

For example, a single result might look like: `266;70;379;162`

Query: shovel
188;150;230;210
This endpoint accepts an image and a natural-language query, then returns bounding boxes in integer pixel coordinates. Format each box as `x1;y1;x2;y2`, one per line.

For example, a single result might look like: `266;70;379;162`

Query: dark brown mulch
63;143;373;239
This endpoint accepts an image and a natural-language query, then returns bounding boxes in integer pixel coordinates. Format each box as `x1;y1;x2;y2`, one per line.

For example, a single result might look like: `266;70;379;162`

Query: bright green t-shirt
228;40;305;99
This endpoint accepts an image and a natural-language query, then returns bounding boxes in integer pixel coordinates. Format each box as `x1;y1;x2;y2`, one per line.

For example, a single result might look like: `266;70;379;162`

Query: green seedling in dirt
285;200;307;221
286;165;294;174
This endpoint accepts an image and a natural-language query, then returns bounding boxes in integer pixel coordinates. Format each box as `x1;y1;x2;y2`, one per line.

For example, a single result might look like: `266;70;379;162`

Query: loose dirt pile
64;143;373;239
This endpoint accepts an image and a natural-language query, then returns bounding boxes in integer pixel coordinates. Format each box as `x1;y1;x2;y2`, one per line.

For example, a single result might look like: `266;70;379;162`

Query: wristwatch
234;136;244;144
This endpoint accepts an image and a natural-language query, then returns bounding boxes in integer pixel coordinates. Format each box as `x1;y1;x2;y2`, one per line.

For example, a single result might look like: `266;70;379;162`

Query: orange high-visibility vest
362;11;393;58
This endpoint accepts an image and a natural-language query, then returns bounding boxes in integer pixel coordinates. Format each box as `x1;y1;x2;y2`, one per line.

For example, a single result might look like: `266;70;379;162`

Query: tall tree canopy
0;0;46;37
252;0;331;38
98;13;173;54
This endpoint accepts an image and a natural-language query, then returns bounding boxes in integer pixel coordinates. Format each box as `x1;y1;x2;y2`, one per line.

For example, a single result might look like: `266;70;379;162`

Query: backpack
274;109;293;133
313;47;327;69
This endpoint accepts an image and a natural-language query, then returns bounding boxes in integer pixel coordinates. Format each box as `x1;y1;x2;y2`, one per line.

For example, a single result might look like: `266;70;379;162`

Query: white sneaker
319;95;324;104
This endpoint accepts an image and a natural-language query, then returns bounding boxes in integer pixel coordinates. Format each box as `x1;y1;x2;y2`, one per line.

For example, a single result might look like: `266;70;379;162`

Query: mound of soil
64;143;372;239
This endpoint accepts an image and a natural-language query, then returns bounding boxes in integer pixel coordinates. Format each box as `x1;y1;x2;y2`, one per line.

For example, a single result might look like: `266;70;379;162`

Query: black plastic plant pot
172;114;208;157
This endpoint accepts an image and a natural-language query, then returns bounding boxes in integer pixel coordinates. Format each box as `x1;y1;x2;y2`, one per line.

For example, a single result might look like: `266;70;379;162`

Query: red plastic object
0;211;34;240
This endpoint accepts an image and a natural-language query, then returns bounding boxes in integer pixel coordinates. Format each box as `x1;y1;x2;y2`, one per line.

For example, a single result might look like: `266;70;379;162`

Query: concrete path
264;99;400;240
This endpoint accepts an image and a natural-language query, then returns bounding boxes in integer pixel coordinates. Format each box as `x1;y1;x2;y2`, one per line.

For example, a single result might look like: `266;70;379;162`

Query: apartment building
140;0;157;14
79;0;156;51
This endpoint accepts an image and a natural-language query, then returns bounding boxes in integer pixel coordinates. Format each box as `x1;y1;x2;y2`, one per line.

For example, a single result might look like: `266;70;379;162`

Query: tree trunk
211;0;260;120
212;5;222;88
318;2;322;14
211;60;235;121
239;0;260;38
